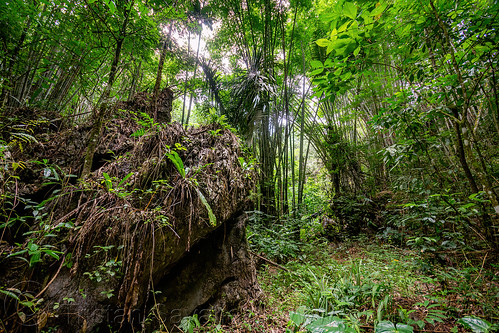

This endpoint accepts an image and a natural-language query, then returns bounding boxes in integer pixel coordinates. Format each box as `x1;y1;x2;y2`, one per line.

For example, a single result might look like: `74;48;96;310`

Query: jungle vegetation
1;0;498;331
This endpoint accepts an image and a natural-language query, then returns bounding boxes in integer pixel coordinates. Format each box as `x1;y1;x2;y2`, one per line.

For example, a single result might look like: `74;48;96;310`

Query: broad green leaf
166;151;186;178
364;14;374;27
341;71;353;80
310;68;325;75
343;2;358;19
330;38;355;55
327;42;335;54
330;28;338;40
289;311;306;326
20;300;35;307
311;60;324;69
353;46;361;56
44;250;61;260
28;242;39;252
338;21;350;33
316;39;331;47
103;172;112;190
103;0;117;14
307;316;356;332
376;321;414;333
458;316;493;333
30;252;41;266
320;12;337;22
7;249;28;258
370;3;387;17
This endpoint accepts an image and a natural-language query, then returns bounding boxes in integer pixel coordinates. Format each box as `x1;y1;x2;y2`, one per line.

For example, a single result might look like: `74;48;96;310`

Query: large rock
0;111;260;332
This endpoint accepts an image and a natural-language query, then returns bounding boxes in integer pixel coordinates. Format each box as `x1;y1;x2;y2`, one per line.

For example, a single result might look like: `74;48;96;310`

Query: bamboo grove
1;0;498;247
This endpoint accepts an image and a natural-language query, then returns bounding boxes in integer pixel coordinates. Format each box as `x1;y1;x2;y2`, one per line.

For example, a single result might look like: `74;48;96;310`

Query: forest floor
201;238;498;332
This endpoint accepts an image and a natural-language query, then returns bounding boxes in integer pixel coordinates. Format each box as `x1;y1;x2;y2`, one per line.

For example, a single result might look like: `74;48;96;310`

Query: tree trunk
81;5;131;177
152;25;172;122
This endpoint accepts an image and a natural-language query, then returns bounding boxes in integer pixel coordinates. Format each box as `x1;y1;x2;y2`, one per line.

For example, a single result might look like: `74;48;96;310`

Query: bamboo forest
0;0;498;332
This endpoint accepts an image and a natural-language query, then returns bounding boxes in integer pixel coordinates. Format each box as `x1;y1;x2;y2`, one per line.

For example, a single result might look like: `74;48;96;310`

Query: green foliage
375;321;413;333
195;187;216;226
83;245;123;283
247;211;303;262
238;155;257;174
287;308;356;332
205;108;237;133
1;157;77;272
7;240;61;267
458;316;498;333
101;172;134;197
300;259;390;318
102;172;134;198
165;150;186;178
164;143;216;226
179;314;201;333
130;111;161;137
311;0;499;244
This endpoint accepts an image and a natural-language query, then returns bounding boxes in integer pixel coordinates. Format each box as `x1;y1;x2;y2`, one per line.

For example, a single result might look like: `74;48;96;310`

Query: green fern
165;150;186;178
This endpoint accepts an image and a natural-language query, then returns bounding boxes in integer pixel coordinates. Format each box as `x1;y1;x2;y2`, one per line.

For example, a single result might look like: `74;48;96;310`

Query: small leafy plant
101;171;134;197
165;144;216;226
458;316;498;333
179;314;201;333
130;111;161;137
8;240;62;267
287;307;356;333
375;321;414;333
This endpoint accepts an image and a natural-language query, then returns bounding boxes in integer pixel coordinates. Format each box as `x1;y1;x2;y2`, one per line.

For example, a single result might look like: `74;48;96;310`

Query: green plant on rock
83;245;123;283
179;314;201;333
130;111;161;137
165;144;216;227
8;240;62;267
101;171;134;198
205;107;236;133
166;150;186;178
0;284;44;326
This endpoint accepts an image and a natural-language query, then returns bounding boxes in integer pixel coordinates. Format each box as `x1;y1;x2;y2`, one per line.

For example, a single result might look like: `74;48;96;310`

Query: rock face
0;109;260;332
116;87;174;123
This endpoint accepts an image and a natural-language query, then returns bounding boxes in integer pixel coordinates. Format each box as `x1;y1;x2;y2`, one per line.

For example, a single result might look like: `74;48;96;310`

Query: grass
196;237;498;332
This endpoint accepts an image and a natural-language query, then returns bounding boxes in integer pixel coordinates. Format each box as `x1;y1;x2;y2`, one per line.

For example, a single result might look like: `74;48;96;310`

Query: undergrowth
193;204;499;333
